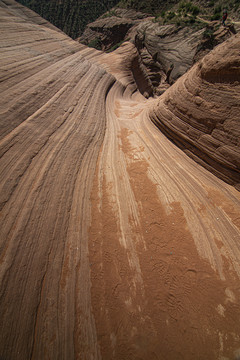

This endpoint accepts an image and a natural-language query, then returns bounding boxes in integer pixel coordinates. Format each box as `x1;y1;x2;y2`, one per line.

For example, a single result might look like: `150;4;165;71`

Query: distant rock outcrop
78;8;151;51
150;33;240;188
133;22;206;95
79;9;238;96
132;19;239;95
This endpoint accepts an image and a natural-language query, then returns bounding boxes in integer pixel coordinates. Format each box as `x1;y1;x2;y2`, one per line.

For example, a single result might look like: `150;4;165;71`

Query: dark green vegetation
16;0;240;39
178;1;200;16
107;40;126;52
118;0;179;13
16;0;121;38
151;2;202;29
119;0;240;22
88;37;102;50
157;2;201;27
149;0;240;29
119;0;238;13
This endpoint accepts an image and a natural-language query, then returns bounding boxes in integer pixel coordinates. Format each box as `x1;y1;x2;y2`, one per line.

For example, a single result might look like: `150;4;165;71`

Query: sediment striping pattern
0;1;240;359
150;34;240;188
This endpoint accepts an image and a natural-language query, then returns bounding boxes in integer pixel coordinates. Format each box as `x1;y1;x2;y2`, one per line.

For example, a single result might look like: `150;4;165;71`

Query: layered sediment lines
150;34;240;188
0;1;240;360
0;1;113;358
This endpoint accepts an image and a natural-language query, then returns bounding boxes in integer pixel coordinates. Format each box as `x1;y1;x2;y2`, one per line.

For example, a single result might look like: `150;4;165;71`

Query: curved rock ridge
150;33;240;189
90;41;154;97
1;1;240;360
0;2;114;359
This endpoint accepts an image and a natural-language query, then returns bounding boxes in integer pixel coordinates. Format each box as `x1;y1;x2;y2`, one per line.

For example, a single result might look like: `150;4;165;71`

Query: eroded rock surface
0;1;113;358
79;10;239;96
0;1;240;360
78;8;151;51
150;34;240;188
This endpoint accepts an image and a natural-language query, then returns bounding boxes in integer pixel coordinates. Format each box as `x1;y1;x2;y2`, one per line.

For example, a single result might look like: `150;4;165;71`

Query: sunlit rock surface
0;1;240;359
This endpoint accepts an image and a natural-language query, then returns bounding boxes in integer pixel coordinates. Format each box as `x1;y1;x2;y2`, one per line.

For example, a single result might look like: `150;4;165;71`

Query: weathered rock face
150;33;240;188
133;22;206;95
1;1;240;360
193;20;239;63
79;16;207;93
78;8;151;51
135;22;204;79
92;41;154;97
79;16;134;50
79;9;239;96
133;20;239;95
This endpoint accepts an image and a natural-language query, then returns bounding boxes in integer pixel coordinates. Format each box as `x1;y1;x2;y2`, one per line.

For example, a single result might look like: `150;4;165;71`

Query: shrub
214;5;222;14
191;5;200;16
189;15;196;23
178;2;200;16
211;12;221;20
233;0;239;9
167;11;175;20
203;28;214;39
101;10;117;18
107;40;125;52
200;27;216;49
208;0;215;7
88;37;102;50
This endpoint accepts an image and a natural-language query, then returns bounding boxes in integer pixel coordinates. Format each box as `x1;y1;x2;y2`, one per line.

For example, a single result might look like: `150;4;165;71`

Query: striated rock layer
79;9;239;96
78;8;151;51
150;34;240;188
0;1;113;358
1;1;240;360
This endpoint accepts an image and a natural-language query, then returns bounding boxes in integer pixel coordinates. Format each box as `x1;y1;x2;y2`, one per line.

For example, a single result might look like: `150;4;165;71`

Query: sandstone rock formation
136;20;240;90
79;11;206;82
79;10;239;95
78;8;151;51
0;1;240;360
150;33;240;188
0;1;113;358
